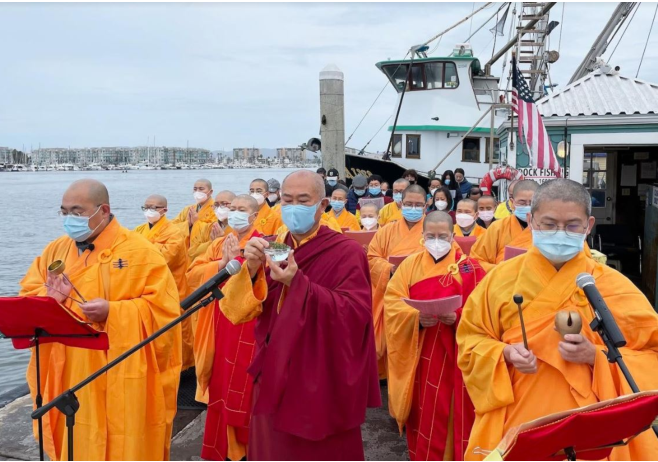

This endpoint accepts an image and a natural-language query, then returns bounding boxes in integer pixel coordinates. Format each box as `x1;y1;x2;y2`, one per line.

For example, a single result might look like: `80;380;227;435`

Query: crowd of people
19;167;658;461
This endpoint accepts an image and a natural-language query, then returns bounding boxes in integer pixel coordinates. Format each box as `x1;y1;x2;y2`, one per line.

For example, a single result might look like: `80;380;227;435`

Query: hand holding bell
555;311;583;339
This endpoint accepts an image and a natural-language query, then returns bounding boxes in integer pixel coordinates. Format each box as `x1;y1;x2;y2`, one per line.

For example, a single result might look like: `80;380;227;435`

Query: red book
388;255;409;267
0;296;109;350
402;295;462;316
454;236;477;255
344;230;377;247
504;245;528;261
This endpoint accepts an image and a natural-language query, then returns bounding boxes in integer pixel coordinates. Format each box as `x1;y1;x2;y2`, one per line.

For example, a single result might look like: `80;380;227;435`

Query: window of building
391;134;403;158
462;137;480;162
485;137;500;163
406;135;421;159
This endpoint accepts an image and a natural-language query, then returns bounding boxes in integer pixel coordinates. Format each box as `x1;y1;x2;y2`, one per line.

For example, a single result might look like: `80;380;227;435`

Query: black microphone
576;273;626;348
181;259;242;310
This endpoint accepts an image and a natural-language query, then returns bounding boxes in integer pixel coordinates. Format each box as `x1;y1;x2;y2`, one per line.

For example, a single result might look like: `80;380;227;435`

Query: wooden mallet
513;294;529;350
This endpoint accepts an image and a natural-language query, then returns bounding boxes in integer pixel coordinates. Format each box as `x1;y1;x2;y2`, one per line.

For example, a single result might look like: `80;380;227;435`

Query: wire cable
637;3;657;78
557;2;565;54
608;3;639;62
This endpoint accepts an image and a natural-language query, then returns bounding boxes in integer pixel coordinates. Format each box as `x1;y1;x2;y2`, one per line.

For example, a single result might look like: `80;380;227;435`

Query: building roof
537;70;658;117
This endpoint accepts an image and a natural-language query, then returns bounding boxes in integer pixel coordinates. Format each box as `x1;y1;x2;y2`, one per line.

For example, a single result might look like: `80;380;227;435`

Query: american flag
512;59;562;177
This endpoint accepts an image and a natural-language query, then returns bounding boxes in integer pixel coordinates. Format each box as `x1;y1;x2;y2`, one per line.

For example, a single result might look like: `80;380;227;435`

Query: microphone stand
32;286;225;461
589;307;658;438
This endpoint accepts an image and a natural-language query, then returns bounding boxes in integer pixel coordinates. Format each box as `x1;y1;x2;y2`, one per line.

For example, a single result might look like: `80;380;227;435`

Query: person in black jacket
346;174;368;214
441;169;463;209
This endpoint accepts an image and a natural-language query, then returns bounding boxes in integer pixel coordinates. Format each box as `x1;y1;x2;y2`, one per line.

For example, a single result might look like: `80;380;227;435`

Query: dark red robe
246;226;381;461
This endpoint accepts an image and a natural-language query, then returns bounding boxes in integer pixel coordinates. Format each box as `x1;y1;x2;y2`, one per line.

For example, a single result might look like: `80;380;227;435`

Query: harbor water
0;168;298;395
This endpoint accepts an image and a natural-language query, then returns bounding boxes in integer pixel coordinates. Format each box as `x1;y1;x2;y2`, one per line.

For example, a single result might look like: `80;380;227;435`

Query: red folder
489;391;658;461
504;245;528;261
344;230;377;247
454;236;477;255
403;295;462;316
0;296;109;350
388;255;409;267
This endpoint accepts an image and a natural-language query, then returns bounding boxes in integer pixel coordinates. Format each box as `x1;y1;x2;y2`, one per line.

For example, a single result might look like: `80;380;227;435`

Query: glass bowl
264;242;291;262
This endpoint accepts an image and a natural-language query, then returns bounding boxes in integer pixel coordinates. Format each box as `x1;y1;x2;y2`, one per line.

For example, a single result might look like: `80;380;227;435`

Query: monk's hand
45;273;72;304
558;334;596;366
244;237;269;277
188;207;199;227
80;298;110;323
419;313;438;328
210;222;224;241
503;343;537;374
437;312;457;326
266;250;298;287
221;234;240;265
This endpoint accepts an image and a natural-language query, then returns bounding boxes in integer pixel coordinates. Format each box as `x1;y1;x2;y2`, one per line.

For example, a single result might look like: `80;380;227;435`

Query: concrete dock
0;385;408;461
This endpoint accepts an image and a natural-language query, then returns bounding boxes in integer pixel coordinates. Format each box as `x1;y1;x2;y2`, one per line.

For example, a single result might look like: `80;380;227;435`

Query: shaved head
250;178;269;192
393;178;410;188
215;190;236;202
508;179;519;195
532;179;592;216
402;184;426;200
360;202;380;215
514;179;539;196
478;195;497;207
423;211;454;232
195;179;212;190
145;194;167;208
66;179;109;205
282;170;326;201
232;194;259;214
457;199;477;213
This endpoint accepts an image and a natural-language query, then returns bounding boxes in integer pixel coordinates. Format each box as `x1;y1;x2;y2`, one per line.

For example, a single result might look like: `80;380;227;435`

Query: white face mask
430;188;438;196
424;238;452;260
435;200;448;211
456;213;476;228
251;192;265;206
214;206;229;221
479;210;495;222
361;217;378;230
144;209;162;224
193;191;208;204
267;193;278;203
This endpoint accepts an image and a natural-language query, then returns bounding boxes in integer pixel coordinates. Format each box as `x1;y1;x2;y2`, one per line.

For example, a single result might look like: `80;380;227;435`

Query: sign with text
519;167;568;185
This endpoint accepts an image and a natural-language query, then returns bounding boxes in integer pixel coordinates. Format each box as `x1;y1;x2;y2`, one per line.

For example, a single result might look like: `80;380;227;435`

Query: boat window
444;62;458;88
406;135;421;159
410;65;425;90
381;61;459;92
382;64;410;92
392;134;403;158
425;63;444;89
462;137;480;163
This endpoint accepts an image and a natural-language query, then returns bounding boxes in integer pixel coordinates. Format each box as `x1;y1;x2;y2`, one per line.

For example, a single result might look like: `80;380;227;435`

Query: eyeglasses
402;203;425;209
58;205;102;217
141;206;165;212
532;219;588;238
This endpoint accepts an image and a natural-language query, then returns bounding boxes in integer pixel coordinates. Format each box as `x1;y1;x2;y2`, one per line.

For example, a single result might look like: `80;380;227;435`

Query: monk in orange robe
454;199;487;239
190;190;236;260
220;170;380;460
171;178;219;260
378;179;409;226
386;211;486;461
368;184;427;378
329;185;361;231
186;194;261;461
20;179;182;461
249;178;283;235
134;194;194;370
457;179;658;461
360;202;380;231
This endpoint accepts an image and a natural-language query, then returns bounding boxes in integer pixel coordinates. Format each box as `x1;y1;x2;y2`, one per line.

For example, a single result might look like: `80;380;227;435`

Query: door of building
582;150;616;225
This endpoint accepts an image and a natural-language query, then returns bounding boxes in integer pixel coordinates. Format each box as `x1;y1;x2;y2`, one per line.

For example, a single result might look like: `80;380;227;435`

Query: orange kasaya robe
457;246;658;461
171;200;217;261
386;248;486;461
379;201;402;226
186;227;261;461
453;223;487;239
331;208;361;231
470;215;592;272
367;217;425;378
134;216;194;370
255;203;283;236
20;218;182;461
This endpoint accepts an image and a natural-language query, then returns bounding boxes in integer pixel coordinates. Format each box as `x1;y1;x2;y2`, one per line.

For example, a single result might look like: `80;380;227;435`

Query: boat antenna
636;3;656;78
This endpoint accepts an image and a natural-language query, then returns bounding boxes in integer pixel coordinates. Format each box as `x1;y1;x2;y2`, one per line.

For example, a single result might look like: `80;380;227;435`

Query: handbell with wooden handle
47;260;87;303
555;311;583;339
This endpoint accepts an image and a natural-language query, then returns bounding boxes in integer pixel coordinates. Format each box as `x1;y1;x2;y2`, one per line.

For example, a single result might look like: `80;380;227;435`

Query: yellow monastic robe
20;218;182;461
453;223;487;239
255;203;283;236
331;208;361;231
134;217;194;370
469;215;529;272
494;200;513;219
367;218;425;377
379;202;403;226
457;246;658;460
171;200;217;260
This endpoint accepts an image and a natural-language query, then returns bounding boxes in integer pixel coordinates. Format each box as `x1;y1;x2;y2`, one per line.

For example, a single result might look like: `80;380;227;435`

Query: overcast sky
1;2;656;153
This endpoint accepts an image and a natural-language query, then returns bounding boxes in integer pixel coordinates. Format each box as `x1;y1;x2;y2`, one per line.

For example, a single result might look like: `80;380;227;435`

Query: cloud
0;2;655;152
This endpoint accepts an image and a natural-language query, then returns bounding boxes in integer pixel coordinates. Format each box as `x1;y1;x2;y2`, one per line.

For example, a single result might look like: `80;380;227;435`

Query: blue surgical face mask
514;205;532;222
393;192;403;203
369;187;381;196
282;202;321;234
444;179;451;185
354;189;366;197
228;210;252;232
327;179;337;187
532;230;586;263
63;206;102;242
330;200;345;213
402;206;423;223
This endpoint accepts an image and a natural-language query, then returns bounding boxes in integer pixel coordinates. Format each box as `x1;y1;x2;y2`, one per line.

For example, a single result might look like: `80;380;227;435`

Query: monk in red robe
221;170;380;460
186;194;262;461
385;211;486;461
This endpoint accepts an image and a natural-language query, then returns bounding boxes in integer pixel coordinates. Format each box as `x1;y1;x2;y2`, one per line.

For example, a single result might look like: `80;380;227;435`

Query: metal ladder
516;2;551;99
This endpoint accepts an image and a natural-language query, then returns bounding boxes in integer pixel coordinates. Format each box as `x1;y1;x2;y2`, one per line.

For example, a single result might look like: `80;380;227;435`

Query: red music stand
454;236;477;255
487;391;658;461
0;296;108;461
